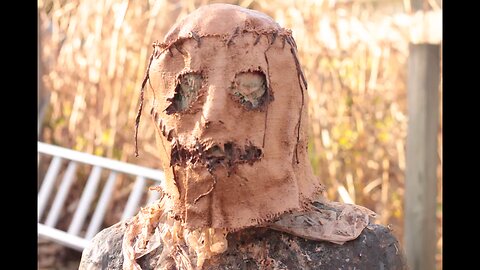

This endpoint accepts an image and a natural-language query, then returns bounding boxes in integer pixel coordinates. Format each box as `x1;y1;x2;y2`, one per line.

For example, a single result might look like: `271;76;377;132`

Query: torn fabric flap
267;201;377;245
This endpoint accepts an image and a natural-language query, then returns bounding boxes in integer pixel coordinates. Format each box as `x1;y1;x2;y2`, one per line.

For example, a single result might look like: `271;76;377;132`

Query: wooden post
404;43;440;270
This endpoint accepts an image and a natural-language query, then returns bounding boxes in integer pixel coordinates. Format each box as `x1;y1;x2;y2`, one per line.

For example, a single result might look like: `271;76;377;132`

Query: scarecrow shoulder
80;221;406;269
79;221;128;270
211;224;406;269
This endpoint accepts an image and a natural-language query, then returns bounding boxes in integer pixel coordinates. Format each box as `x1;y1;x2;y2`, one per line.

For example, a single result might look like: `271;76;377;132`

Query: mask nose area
203;85;228;123
191;84;230;138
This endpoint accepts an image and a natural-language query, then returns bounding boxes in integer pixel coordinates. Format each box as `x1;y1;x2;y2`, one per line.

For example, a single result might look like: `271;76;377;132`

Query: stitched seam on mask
153;29;292;58
286;36;307;164
193;173;217;204
255;31;278;148
135;46;156;157
226;26;240;46
262;35;274;148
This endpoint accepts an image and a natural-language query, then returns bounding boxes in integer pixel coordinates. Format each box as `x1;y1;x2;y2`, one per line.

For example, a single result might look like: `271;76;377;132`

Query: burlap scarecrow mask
140;3;325;231
124;4;376;269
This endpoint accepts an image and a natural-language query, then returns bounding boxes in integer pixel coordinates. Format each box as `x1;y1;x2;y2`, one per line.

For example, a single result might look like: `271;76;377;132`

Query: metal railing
37;142;165;251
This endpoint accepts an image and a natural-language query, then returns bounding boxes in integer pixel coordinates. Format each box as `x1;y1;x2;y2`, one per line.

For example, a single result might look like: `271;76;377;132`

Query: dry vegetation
38;0;442;269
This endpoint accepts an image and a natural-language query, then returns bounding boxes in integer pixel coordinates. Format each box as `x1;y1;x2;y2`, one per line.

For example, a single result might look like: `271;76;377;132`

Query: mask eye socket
230;71;268;110
166;73;203;114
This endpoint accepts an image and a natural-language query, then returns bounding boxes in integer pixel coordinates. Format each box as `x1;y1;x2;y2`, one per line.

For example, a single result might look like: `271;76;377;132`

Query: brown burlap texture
121;4;377;269
144;3;326;230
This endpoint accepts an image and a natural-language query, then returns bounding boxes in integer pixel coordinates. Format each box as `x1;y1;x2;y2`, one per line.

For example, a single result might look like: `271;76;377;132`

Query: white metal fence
37;142;165;251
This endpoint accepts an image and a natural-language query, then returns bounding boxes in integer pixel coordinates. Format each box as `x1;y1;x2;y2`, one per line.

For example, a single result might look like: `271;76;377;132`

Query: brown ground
38;239;82;270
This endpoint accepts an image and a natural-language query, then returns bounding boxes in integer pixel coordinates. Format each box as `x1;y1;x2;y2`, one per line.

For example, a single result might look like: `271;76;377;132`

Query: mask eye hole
230;71;268;110
166;73;203;114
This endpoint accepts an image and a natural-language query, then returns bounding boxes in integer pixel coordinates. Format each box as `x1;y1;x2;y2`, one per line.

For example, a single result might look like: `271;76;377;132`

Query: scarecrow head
141;3;325;231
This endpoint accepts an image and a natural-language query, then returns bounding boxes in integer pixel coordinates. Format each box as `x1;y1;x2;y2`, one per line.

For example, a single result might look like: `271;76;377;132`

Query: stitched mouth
170;140;262;172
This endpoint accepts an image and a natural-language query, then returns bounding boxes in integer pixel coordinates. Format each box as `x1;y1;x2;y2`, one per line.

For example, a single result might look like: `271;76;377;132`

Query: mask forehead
152;33;271;93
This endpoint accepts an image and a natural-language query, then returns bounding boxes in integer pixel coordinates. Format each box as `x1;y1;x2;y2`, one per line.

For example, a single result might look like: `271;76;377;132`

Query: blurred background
37;0;442;269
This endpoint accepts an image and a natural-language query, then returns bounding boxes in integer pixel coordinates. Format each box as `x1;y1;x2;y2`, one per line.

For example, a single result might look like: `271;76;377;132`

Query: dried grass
38;0;442;269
